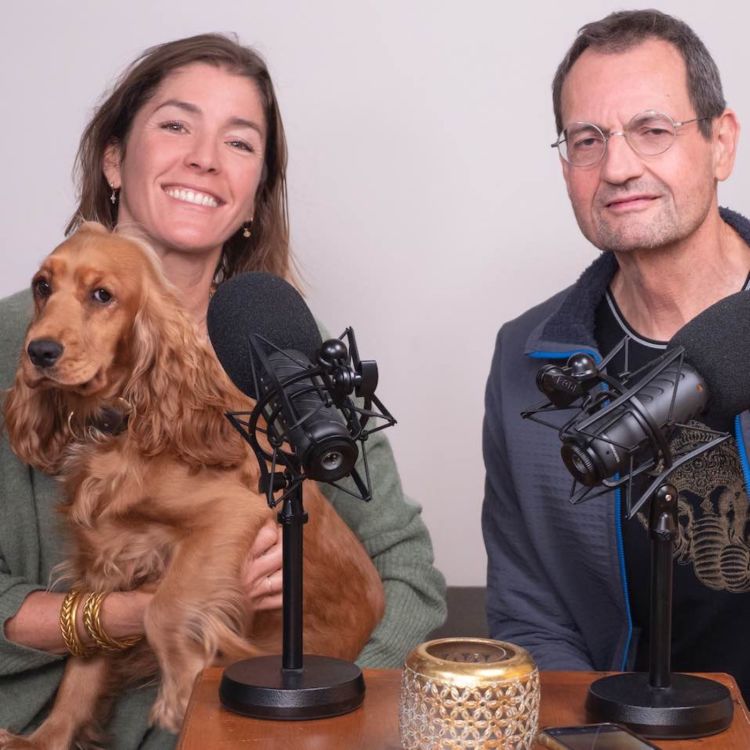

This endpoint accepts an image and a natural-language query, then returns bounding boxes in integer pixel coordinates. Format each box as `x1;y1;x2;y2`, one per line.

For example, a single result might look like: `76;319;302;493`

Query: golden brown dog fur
0;223;384;749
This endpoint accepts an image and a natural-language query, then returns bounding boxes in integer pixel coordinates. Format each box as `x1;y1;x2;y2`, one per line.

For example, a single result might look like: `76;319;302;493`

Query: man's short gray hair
552;9;725;138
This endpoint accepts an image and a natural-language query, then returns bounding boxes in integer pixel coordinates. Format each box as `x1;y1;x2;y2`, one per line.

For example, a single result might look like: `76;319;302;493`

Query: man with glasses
482;9;750;700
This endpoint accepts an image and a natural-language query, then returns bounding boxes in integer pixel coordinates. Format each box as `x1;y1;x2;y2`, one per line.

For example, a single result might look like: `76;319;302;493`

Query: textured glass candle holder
399;638;540;750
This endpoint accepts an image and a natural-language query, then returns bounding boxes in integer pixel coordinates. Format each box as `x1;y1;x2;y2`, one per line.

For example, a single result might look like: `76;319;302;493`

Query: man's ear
102;141;123;188
713;108;741;182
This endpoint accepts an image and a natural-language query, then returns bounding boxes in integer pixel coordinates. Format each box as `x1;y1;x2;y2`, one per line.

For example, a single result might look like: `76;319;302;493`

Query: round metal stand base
219;655;365;720
586;672;733;739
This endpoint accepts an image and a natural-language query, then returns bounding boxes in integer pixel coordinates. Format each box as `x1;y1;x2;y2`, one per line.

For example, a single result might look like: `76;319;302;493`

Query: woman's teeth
164;187;218;207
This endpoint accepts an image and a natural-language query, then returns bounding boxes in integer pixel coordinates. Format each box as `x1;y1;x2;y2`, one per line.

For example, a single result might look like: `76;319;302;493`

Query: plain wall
2;1;748;584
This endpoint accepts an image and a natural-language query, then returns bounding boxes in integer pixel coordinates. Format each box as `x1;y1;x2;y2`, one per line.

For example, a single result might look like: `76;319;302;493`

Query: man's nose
599;131;645;184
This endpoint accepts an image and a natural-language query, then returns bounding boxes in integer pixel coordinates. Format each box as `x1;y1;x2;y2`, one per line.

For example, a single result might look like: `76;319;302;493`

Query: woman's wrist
66;589;151;653
3;589;153;654
96;590;152;642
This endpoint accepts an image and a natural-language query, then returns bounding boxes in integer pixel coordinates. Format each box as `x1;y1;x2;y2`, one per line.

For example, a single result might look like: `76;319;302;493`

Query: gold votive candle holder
399;637;540;749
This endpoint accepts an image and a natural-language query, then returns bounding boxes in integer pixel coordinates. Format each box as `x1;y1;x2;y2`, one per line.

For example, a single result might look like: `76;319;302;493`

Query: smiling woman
70;34;290;288
0;32;446;750
102;64;265;269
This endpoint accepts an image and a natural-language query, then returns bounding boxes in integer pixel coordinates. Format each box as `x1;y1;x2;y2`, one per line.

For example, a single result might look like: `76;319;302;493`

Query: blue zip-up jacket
482;207;750;672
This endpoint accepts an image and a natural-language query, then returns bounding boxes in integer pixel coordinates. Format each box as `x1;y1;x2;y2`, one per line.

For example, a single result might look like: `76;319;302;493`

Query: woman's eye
160;121;187;133
92;288;113;304
33;278;51;298
227;139;254;153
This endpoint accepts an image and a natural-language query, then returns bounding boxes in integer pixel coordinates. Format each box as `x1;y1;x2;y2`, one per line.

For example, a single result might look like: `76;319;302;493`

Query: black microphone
208;273;396;721
559;359;706;486
523;292;746;734
207;272;358;483
553;289;750;487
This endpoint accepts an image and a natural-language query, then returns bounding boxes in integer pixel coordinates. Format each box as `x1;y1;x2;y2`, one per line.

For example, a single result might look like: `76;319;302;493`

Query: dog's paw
149;692;186;735
0;730;41;749
0;727;80;750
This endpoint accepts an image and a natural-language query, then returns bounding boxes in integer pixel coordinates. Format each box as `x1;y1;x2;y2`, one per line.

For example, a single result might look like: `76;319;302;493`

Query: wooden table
178;668;750;749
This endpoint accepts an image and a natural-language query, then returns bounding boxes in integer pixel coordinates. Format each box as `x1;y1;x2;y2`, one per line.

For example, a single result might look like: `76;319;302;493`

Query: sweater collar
526;206;750;356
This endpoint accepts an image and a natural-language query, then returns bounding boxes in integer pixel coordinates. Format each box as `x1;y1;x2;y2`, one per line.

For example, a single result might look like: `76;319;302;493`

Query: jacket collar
526;207;750;356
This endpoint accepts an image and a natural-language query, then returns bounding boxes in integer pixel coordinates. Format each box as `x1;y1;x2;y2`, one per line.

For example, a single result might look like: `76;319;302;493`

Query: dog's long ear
125;284;249;469
4;369;71;475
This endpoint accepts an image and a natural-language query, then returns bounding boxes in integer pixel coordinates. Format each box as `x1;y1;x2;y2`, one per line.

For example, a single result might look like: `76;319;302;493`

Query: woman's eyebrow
226;116;265;136
153;98;200;115
152;99;264;136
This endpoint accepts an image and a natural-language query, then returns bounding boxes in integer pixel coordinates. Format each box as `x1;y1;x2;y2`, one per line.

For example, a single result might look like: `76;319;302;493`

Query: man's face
559;38;721;253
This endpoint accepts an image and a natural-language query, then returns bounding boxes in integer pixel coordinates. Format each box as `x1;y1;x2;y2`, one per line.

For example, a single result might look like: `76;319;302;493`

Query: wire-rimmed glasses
551;110;709;167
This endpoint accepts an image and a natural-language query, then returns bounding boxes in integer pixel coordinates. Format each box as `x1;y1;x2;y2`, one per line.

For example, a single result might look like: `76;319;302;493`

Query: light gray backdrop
2;1;748;585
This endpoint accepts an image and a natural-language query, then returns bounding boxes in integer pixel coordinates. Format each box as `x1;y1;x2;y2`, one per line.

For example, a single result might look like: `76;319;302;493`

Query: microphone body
260;349;358;482
561;359;707;486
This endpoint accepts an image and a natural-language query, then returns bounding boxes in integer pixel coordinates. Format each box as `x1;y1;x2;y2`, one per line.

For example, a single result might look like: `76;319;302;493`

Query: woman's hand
242;519;284;612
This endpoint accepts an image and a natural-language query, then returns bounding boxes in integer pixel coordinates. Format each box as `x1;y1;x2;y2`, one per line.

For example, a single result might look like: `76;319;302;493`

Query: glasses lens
561;124;605;166
627;112;676;156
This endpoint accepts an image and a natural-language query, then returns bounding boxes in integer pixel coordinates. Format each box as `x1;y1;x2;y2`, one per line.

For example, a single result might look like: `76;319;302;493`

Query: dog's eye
33;278;51;298
92;288;113;304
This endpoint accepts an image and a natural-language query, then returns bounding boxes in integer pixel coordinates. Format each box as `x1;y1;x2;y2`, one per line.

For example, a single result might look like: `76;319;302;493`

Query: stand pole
218;483;365;720
586;483;733;738
648;483;675;689
279;490;305;671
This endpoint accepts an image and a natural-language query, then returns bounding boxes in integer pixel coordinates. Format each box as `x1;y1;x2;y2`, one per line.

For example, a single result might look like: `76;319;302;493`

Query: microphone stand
219;477;365;720
586;482;733;738
218;330;395;720
522;344;737;739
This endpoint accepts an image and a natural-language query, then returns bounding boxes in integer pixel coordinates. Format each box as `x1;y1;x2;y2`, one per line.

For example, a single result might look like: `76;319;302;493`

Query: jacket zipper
734;415;750;498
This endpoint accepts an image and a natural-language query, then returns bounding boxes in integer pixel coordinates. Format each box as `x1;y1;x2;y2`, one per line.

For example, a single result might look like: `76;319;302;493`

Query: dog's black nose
27;339;64;368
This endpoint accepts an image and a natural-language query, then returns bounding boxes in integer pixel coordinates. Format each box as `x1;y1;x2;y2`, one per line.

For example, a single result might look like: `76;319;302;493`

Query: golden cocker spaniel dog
1;223;384;748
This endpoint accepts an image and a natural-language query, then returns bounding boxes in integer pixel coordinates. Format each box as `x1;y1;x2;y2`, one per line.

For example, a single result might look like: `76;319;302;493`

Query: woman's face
104;63;266;260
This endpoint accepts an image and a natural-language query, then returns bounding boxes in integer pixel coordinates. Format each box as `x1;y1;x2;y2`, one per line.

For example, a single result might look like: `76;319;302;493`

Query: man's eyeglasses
551;110;710;167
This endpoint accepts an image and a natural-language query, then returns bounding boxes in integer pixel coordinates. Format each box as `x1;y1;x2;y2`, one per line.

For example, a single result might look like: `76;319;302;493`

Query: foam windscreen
669;289;750;425
207;272;322;399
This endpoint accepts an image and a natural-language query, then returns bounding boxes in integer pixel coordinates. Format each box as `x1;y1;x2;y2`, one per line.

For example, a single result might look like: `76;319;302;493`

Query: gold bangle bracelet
59;591;90;657
82;591;142;652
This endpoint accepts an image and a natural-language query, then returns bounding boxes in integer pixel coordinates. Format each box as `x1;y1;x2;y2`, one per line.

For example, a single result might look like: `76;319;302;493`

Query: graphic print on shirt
636;423;750;592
